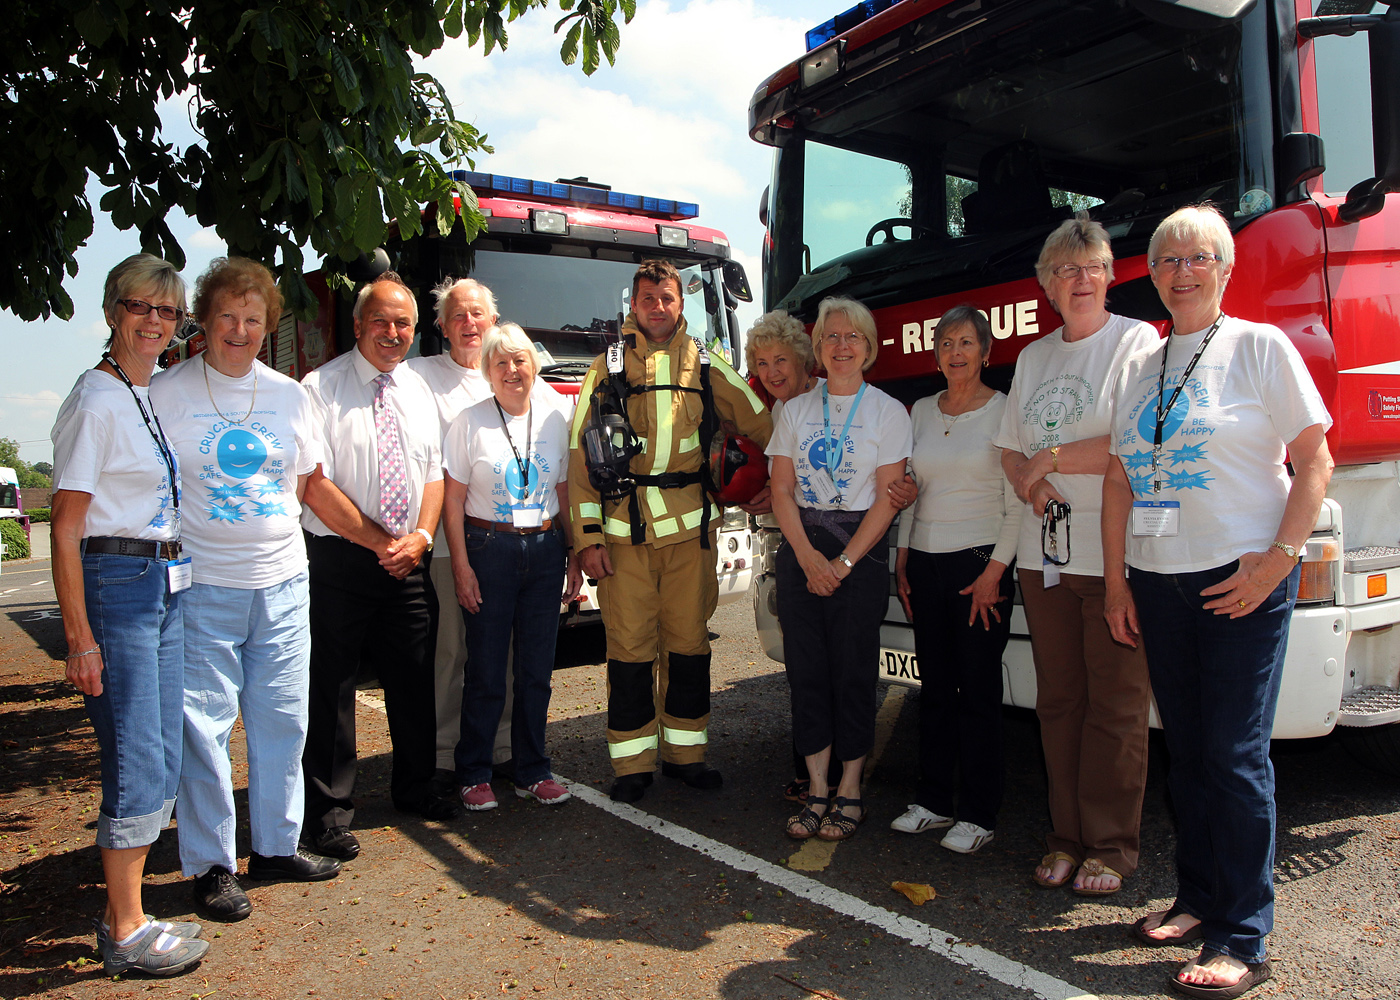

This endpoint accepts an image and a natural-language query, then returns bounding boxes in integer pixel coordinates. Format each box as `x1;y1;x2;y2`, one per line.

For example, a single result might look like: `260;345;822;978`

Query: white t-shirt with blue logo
151;357;320;588
444;396;570;523
767;382;912;511
1108;316;1331;574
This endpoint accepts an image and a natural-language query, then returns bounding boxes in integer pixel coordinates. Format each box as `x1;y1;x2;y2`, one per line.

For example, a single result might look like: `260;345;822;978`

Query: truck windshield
429;246;730;367
767;0;1273;313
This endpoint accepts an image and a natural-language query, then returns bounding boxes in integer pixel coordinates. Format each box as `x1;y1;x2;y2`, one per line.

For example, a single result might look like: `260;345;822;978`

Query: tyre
1341;721;1400;777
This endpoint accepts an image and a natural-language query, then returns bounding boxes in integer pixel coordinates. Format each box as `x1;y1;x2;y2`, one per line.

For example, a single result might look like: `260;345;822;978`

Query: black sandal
783;778;811;803
786;795;829;840
818;796;865;841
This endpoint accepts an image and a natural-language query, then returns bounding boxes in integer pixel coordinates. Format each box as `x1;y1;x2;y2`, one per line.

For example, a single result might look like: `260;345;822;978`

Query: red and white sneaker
459;782;498;811
515;778;571;805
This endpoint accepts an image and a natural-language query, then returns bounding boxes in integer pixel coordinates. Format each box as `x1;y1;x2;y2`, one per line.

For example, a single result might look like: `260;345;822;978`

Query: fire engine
747;0;1400;771
168;171;759;624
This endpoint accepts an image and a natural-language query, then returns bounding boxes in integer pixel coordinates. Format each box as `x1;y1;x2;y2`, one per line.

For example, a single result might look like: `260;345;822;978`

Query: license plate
881;647;921;682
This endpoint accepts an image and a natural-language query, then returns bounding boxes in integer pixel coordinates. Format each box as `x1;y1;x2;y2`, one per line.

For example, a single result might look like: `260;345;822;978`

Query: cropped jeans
454;524;566;789
81;550;184;850
1130;560;1300;964
177;574;310;876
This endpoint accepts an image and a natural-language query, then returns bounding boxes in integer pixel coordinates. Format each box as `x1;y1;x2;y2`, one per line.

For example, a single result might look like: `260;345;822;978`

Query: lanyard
103;353;180;517
821;382;866;500
1151;315;1224;493
494;399;533;502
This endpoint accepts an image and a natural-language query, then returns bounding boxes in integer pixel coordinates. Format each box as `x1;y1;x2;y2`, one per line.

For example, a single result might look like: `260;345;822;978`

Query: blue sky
1;0;813;464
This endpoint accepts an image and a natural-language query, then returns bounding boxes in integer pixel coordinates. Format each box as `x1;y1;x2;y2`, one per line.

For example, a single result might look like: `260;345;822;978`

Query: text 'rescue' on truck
166;172;760;624
746;0;1400;770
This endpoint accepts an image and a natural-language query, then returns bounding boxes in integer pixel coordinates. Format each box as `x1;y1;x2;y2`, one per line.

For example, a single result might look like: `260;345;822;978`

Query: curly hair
193;257;283;332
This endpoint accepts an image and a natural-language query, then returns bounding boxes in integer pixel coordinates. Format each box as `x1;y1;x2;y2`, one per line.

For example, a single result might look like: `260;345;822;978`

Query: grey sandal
97;918;210;976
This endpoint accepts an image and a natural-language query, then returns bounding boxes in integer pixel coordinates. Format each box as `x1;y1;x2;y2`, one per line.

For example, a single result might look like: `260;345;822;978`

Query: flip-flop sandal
786;795;829;840
1131;905;1205;947
1168;959;1271;999
783;778;811;803
1033;851;1076;888
817;796;865;842
1072;857;1124;896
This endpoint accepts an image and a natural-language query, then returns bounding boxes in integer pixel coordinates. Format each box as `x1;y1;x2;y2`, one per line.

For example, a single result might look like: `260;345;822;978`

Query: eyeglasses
822;332;865;347
118;298;184;322
1150;253;1223;271
1050;261;1107;280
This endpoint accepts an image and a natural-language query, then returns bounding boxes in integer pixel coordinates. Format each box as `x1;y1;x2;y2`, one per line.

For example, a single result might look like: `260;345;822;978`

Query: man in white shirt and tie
300;274;461;862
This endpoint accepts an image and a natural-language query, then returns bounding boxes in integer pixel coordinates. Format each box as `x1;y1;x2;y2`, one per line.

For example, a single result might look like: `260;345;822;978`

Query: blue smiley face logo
806;438;833;473
1137;391;1189;444
217;429;268;479
504;459;544;501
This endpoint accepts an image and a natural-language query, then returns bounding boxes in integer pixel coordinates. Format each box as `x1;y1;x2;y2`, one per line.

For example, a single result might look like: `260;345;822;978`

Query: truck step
1344;545;1400;574
1336;685;1400;727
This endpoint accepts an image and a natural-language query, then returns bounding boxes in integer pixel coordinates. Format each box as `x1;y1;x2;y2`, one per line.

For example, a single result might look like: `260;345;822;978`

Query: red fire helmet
709;432;768;505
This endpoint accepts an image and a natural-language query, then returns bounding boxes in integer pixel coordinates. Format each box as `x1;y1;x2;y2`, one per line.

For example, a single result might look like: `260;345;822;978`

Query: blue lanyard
821;382;866;489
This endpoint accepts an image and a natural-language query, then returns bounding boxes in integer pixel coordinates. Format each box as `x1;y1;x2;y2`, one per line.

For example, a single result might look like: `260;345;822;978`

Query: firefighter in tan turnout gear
569;260;772;803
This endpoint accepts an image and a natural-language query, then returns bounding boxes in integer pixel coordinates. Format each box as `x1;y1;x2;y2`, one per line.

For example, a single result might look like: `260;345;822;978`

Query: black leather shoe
192;866;252;922
662;761;724;790
303;825;360;861
397;791;465;821
609;772;653;803
246;845;342;882
430;767;456;797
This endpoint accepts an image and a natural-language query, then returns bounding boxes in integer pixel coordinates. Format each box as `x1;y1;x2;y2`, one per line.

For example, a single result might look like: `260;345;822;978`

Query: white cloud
190;228;225;250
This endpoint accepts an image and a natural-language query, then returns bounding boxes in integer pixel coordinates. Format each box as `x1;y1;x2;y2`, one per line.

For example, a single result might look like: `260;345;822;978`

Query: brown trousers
1020;569;1151;877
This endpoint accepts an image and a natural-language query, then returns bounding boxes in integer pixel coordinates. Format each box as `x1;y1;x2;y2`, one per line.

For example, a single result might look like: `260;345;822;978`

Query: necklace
204;355;258;424
939;408;961;436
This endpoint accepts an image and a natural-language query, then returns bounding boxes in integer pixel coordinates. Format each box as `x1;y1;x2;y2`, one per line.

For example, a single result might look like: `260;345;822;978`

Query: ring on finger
1237;599;1248;608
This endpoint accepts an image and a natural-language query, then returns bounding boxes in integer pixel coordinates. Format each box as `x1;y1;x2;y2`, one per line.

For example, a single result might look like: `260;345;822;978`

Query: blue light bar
451;170;698;220
806;0;905;50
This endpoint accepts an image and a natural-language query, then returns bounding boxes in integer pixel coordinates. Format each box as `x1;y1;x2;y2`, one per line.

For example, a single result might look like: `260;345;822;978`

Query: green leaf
283;145;309;204
441;0;463;37
353;179;384;250
73;3;113;48
581;19;598;76
560;22;581;66
227;9;259;47
243;143;280;184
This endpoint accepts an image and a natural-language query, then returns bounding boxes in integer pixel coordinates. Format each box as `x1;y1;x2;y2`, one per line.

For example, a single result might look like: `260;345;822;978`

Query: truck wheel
1341;722;1400;778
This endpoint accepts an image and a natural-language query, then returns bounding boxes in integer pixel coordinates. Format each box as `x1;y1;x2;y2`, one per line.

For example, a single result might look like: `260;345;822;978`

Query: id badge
809;468;841;505
167;557;193;593
1132;500;1181;537
1042;557;1061;588
512;507;544;529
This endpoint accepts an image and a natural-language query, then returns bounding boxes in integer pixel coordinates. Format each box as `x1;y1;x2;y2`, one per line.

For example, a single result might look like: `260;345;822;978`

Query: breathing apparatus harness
580;333;718;549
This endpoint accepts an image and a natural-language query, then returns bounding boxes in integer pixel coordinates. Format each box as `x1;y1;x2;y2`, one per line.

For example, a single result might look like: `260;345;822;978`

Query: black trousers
302;533;438;834
905;546;1013;831
776;523;887;763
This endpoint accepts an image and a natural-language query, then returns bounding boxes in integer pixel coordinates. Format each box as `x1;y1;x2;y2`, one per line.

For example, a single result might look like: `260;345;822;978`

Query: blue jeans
82;551;184;850
177;574;310;876
454;525;566;788
1130;561;1299;964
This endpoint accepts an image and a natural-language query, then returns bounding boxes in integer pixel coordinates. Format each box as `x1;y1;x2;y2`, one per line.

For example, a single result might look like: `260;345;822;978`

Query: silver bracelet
66;646;101;660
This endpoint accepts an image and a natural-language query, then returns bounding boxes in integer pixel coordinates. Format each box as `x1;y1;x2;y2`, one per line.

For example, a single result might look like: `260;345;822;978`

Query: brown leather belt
84;535;183;560
465;515;553;536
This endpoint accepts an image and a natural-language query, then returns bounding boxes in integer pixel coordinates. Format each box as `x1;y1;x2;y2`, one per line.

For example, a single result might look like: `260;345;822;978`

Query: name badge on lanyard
512;507;544;528
167;557;193;593
1132;500;1181;536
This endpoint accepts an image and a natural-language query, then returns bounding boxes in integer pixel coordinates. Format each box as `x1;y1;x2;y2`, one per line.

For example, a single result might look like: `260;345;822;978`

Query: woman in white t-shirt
891;307;1019;855
151;258;339;923
50;254;209;975
442;324;583;811
994;215;1160;895
768;296;912;842
1103;206;1332;998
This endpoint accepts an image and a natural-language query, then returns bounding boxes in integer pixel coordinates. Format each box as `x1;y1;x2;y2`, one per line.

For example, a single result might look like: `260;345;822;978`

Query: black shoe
609;772;653;803
430;767;456;797
246;845;342;882
492;758;516;784
398;791;465;821
192;866;252;922
662;761;723;790
303;825;360;861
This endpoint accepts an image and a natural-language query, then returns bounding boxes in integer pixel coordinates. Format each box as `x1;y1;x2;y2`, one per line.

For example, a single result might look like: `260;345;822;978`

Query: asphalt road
1;562;1397;999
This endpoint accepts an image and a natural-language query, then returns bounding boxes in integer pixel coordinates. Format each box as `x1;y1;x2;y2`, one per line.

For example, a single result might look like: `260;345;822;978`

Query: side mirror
1132;0;1257;30
722;260;753;303
1278;132;1326;201
758;185;770;229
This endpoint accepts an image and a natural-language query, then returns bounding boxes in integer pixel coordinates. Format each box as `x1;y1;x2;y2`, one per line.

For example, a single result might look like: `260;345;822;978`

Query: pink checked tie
373;372;410;536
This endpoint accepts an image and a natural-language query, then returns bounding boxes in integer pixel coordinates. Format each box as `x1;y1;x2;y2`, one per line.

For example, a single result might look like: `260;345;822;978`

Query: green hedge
27;508;50;523
0;518;29;560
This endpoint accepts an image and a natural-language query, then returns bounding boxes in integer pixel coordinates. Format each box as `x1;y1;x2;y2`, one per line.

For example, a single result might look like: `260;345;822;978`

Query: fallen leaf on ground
891;881;936;905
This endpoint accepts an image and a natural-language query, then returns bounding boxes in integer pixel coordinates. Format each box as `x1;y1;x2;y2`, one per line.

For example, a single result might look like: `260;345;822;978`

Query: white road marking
352;688;1096;1000
2;589;17;595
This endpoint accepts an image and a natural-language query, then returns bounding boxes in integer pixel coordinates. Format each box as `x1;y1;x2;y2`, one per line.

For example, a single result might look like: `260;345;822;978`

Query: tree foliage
0;437;52;488
2;0;635;323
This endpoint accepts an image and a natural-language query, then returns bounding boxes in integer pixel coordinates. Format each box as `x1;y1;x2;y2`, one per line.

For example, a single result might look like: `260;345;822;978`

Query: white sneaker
940;821;994;854
889;804;955;834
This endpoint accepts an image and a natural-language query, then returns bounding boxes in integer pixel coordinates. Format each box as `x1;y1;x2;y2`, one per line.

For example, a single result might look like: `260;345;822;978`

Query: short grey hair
1149;203;1235;270
479;322;541;375
1034;213;1115;291
744;310;815;375
812;296;879;372
352;271;418;327
103;254;187;346
431;277;498;329
934;306;993;360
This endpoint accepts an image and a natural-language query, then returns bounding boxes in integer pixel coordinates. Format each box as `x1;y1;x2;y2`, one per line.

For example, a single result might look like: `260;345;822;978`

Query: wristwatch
414;527;435;551
1271;540;1299;562
836;552;854;569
